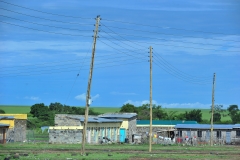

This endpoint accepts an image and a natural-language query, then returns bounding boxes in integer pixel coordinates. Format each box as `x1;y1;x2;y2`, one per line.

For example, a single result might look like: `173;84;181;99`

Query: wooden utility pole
149;46;153;152
81;15;100;155
210;73;216;146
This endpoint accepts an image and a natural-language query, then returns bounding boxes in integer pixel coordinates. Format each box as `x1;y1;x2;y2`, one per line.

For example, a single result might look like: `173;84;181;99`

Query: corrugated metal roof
233;124;240;129
0;116;14;120
0;123;10;127
79;117;122;123
175;124;234;130
137;120;198;125
99;113;137;119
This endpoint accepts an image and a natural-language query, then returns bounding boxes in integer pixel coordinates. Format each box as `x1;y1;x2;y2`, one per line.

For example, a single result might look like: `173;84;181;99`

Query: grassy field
0;105;31;114
0;105;231;121
0;143;239;159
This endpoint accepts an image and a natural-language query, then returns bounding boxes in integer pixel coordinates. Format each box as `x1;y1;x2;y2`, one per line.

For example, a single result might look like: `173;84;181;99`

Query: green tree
227;105;240;123
30;103;49;118
120;103;137;113
184;109;202;122
0;109;5;113
209;105;225;122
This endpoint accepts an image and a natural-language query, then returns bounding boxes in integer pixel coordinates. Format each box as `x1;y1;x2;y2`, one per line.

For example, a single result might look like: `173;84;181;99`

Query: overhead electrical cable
98;39;148;60
1;51;143;71
0;60;145;78
101;18;240;37
153;52;211;81
0;8;93;26
152;56;211;83
0;14;92;32
0;20;92;37
100;30;240;53
0;0;93;20
100;23;240;46
153;61;211;85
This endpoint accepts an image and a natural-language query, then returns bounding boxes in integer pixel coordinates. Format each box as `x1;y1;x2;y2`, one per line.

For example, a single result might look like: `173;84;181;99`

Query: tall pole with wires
210;73;216;146
81;15;100;155
149;46;153;152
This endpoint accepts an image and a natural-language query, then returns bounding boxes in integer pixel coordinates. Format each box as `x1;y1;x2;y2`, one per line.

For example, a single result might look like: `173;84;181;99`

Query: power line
101;18;240;37
0;8;93;26
1;51;144;71
0;0;93;20
100;23;240;45
0;60;145;78
98;39;147;60
153;61;211;85
0;20;92;37
153;56;211;83
100;30;240;53
0;14;93;32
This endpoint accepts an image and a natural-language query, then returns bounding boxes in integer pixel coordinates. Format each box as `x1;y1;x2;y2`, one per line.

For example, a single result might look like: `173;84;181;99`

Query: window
197;131;202;137
177;131;182;137
217;131;222;138
236;130;240;137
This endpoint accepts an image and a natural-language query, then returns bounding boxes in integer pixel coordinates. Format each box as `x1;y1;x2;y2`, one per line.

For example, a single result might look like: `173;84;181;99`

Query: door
206;130;210;142
226;131;231;144
120;128;125;142
187;131;191;138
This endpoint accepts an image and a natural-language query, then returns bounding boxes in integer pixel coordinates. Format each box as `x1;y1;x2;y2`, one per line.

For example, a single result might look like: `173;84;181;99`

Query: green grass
163;108;231;121
0;105;31;114
0;105;231;122
91;107;120;114
0;143;239;159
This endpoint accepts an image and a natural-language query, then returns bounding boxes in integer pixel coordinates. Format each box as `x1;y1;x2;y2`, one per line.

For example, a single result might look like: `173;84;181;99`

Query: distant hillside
0;105;231;122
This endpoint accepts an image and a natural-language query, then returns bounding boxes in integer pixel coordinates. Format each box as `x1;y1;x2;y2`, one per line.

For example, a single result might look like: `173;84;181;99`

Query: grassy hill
0;105;231;122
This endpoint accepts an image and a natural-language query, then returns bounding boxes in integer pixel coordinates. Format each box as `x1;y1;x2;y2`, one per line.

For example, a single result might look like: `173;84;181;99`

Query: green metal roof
137;120;198;125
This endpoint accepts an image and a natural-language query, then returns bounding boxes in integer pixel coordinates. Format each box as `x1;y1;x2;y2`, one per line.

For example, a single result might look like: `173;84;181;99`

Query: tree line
120;103;240;124
28;102;100;129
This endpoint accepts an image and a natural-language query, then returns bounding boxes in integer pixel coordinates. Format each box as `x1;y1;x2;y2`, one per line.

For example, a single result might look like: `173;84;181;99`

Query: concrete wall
177;129;238;143
54;114;82;126
14;119;27;142
49;128;82;144
137;126;174;137
127;117;137;143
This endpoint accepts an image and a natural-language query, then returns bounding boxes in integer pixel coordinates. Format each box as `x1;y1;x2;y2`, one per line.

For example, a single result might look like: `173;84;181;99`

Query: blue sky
0;0;239;109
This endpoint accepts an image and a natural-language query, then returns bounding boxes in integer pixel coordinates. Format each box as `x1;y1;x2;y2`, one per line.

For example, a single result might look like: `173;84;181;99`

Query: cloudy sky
0;0;239;109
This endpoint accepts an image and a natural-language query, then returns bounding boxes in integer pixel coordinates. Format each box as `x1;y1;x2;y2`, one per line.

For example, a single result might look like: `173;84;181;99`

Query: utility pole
149;46;153;152
210;73;216;146
81;15;100;155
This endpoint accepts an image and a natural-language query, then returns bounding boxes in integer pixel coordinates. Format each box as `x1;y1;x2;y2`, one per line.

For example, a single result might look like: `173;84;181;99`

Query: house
0;114;27;142
137;120;198;140
175;124;240;144
49;113;137;144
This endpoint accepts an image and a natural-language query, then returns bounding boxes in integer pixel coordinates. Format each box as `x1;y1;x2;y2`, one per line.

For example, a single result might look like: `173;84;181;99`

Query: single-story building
0;114;27;142
175;124;240;144
49;113;137;144
137;120;198;140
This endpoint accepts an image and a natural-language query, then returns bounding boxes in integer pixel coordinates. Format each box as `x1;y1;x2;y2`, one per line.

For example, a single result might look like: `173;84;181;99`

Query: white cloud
75;93;86;101
24;96;40;101
75;93;100;101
